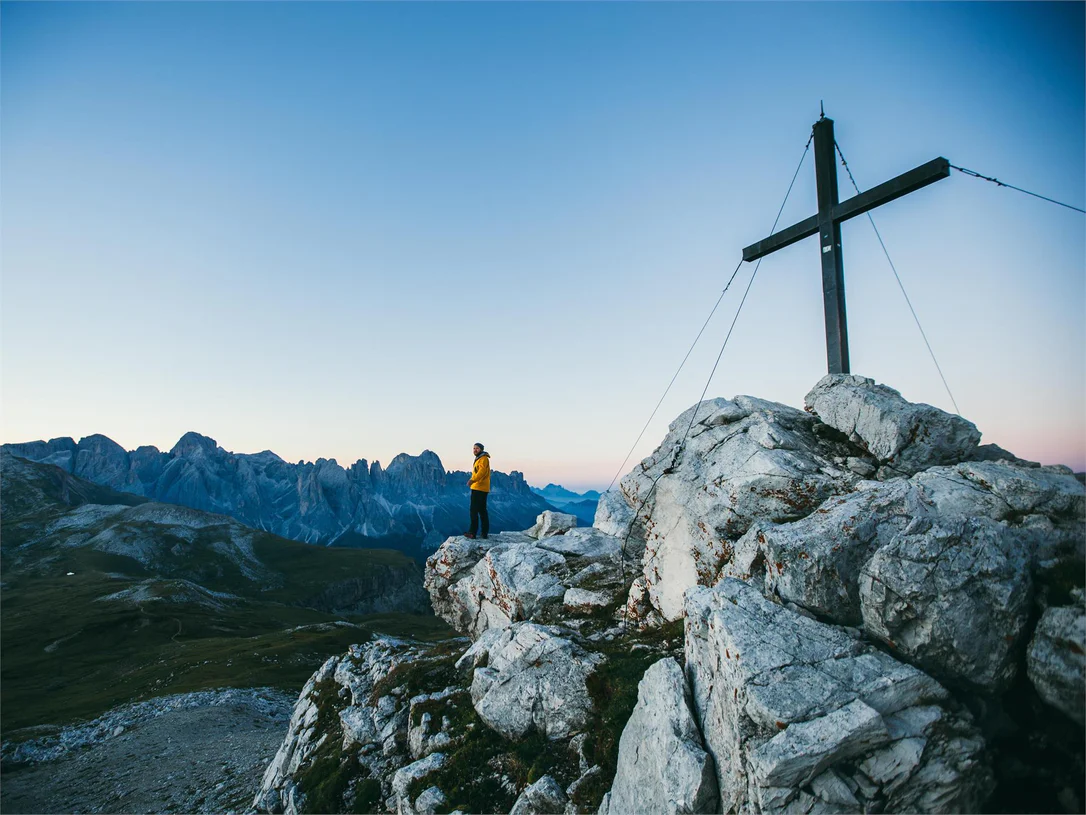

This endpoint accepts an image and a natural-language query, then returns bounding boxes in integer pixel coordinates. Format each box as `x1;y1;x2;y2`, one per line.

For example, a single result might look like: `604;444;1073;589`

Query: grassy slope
1;456;453;736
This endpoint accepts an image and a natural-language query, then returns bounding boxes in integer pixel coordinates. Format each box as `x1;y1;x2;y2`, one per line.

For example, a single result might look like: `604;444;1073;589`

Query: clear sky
2;2;1083;492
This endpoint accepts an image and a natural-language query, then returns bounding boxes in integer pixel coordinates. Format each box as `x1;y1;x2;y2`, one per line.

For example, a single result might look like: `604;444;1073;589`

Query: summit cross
742;114;950;374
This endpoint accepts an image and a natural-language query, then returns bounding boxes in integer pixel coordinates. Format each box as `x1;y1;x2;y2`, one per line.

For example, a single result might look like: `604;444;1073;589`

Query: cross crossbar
743;157;950;262
740;115;949;373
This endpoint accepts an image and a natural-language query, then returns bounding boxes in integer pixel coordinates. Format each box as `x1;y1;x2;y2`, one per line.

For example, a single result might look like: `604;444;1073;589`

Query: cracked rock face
1028;592;1086;726
255;636;460;815
618;396;865;621
720;479;925;625
599;658;718;815
684;580;991;813
720;459;1083;692
804;374;981;476
469;622;603;740
860;517;1033;692
425;519;629;639
510;775;568;815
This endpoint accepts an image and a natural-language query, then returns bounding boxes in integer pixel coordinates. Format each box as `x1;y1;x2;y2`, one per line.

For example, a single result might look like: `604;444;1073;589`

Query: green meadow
1;455;454;739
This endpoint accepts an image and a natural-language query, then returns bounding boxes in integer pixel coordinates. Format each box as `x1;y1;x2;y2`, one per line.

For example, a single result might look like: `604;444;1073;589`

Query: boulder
685;580;991;813
426;525;628;638
600;658;718;815
1027;593;1086;726
469;622;603;740
593;489;639;542
537;527;622;562
510;775;568;815
860;518;1033;692
448;541;567;637
621;396;862;621
804;374;981;475
392;753;447;815
527;510;578;539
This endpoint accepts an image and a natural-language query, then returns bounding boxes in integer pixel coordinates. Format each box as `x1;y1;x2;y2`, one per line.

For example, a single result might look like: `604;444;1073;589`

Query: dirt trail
1;691;292;814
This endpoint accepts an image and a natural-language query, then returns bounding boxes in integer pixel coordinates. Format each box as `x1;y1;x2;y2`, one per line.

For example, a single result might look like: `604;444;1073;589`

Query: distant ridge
530;483;600;524
3;434;550;557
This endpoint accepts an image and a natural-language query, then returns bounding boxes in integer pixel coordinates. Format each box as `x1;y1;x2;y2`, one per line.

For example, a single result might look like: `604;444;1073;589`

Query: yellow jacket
469;452;491;492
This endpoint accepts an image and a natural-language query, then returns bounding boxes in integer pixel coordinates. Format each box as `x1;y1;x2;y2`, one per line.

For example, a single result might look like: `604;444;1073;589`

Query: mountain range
3;434;551;558
1;451;449;735
530;483;601;524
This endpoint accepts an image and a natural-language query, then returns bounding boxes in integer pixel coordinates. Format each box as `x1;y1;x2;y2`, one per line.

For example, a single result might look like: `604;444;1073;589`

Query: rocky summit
3;435;550;554
252;374;1084;815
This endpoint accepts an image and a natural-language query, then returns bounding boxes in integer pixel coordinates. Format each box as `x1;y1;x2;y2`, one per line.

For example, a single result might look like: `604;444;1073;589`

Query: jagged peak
170;432;219;457
76;433;126;452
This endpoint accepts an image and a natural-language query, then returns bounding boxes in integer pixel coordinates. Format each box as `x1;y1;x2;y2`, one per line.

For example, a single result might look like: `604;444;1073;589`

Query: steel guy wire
834;140;963;416
615;128;814;633
950;164;1085;215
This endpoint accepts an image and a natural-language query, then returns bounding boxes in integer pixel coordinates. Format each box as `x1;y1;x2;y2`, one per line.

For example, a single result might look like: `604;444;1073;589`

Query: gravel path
1;689;294;814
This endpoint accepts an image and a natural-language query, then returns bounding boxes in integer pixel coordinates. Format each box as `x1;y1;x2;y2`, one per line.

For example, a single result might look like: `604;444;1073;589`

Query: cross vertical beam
742;114;950;375
814;117;849;374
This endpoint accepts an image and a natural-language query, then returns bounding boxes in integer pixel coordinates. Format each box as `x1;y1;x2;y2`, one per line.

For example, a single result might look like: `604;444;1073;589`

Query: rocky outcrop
256;637;465;815
685;580;992;813
600;658;717;815
424;516;632;639
468;622;603;740
257;374;1083;815
859;517;1033;692
4;434;550;553
804;374;981;476
615;396;868;621
1028;590;1086;726
718;457;1082;692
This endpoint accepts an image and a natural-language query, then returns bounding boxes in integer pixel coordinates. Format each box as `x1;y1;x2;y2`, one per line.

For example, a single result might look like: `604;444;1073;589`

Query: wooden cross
743;114;950;374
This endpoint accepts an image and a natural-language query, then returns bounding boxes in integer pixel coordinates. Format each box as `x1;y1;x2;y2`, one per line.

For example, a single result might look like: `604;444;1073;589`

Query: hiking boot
464;533;477;539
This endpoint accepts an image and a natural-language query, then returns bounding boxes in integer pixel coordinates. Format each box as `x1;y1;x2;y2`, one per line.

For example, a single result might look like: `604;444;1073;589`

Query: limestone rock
407;688;461;759
1028;597;1086;726
423;535;497;623
449;540;566;637
528;510;578;539
804;374;981;475
621;396;862;620
720;480;925;624
720;459;1083;694
256;636;437;814
469;622;603;740
392;753;447;815
860;518;1033;692
593;489;637;540
538;527;622;562
564;587;611;612
685;580;991;813
413;786;446;815
256;655;343;814
600;658;718;815
510;775;568;815
426;524;629;638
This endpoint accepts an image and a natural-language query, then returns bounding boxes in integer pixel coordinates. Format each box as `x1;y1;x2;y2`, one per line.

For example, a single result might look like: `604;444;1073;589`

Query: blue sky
2;2;1083;491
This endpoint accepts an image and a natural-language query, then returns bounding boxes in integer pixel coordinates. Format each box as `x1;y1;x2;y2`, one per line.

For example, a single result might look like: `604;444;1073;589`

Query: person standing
466;442;490;539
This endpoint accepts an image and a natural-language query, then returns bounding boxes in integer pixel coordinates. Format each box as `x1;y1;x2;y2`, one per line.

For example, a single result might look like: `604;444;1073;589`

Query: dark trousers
469;489;489;537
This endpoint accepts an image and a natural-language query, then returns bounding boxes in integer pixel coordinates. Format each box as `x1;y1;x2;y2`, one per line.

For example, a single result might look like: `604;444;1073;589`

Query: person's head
473;443;484;456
